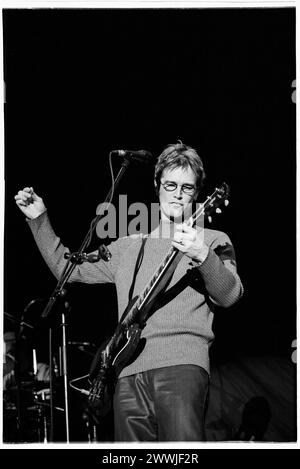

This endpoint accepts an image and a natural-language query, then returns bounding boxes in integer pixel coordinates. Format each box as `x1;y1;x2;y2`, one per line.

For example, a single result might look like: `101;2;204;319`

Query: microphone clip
64;251;86;265
64;245;112;264
86;244;112;263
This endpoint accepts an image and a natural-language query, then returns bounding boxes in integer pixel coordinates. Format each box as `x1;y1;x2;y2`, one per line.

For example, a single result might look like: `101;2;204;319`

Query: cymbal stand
31;389;49;443
46;298;70;442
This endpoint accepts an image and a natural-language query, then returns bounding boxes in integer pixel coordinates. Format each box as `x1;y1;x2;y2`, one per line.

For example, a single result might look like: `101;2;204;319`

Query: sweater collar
150;219;181;240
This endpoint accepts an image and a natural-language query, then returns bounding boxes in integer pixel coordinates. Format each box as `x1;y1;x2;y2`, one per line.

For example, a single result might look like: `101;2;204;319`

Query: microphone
113;149;153;164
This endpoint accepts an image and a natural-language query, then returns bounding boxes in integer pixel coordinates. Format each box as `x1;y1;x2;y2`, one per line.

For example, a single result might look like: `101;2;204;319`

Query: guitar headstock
204;182;230;223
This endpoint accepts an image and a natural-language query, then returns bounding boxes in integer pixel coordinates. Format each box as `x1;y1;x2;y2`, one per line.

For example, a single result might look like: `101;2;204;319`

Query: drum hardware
4;311;34;330
82;409;98;443
3;380;64;443
4;307;66;443
68;341;97;356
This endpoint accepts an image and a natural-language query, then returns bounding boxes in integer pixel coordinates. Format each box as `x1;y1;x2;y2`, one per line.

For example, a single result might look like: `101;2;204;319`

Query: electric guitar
70;183;230;414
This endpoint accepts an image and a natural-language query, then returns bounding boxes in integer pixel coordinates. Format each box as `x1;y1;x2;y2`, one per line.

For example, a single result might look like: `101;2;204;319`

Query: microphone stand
38;157;131;442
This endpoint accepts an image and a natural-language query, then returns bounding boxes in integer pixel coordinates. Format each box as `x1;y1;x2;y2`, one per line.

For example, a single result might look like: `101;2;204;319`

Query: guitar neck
121;205;206;327
135;245;179;311
120;183;229;329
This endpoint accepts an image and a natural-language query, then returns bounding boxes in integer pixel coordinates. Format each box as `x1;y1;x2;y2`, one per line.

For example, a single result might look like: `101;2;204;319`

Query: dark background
2;8;296;441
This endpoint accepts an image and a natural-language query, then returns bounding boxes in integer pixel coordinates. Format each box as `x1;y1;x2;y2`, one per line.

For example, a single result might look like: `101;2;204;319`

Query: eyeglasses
161;181;196;195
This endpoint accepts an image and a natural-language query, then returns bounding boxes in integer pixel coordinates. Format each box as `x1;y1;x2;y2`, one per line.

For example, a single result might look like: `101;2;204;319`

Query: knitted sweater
28;212;243;378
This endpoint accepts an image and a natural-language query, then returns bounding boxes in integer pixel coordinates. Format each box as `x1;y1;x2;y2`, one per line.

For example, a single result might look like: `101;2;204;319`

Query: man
15;142;243;441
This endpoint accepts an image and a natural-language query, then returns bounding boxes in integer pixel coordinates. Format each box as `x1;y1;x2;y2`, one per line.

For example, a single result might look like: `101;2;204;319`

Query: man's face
159;166;198;223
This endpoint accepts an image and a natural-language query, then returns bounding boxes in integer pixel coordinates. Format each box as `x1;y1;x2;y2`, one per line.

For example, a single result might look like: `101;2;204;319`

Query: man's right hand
14;187;47;220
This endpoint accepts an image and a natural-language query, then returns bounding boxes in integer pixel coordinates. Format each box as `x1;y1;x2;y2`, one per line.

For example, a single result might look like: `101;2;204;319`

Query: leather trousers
113;364;209;442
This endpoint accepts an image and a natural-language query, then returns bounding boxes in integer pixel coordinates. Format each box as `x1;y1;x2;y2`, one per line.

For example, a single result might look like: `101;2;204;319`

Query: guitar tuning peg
224;199;229;206
208;216;212;223
216;208;222;214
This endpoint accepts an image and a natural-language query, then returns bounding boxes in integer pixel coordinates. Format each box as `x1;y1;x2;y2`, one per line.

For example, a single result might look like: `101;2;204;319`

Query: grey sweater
28;212;243;378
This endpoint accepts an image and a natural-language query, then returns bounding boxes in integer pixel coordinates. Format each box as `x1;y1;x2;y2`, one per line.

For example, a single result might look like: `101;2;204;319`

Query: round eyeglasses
161;181;196;195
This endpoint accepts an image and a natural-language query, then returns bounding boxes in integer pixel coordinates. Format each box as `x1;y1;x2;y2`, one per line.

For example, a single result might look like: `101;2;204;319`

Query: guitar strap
128;235;148;304
136;249;184;327
121;236;183;327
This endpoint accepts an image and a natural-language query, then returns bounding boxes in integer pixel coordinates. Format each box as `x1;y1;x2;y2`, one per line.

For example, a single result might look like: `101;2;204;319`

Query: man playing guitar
15;142;243;441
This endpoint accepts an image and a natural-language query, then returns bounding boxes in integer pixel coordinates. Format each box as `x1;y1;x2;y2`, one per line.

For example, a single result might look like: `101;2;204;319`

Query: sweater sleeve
197;231;244;308
27;211;120;284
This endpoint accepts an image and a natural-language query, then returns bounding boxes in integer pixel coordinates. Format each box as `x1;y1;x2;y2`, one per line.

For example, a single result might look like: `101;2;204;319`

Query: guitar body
89;323;143;382
87;320;143;415
87;291;169;413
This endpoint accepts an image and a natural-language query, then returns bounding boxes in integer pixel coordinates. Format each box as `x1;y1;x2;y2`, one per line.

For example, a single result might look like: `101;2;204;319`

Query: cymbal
27;402;64;412
21;380;51;391
7;377;64;393
7;380;49;392
68;341;97;356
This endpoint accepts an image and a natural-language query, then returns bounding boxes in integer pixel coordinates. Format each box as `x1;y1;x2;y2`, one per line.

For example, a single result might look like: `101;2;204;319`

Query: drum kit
3;311;98;443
